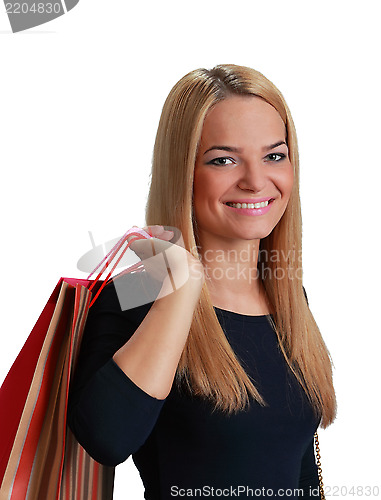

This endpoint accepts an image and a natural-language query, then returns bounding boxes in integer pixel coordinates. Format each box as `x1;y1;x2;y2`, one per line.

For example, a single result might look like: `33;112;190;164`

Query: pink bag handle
87;227;152;307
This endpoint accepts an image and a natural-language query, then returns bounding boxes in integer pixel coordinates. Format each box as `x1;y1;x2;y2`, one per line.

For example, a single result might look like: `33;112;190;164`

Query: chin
232;224;276;241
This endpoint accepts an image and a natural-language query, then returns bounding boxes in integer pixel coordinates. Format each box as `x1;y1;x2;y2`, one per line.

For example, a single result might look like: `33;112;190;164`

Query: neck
198;238;264;297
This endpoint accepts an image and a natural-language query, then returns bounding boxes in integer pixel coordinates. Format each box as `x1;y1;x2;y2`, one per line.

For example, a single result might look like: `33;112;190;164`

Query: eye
207;156;235;166
265;153;286;162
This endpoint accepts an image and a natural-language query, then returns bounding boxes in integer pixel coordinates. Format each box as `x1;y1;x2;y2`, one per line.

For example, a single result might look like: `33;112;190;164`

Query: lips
224;197;274;204
223;198;274;216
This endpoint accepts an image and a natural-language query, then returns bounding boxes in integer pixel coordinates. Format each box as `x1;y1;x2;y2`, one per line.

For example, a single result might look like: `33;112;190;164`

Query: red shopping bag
0;228;150;500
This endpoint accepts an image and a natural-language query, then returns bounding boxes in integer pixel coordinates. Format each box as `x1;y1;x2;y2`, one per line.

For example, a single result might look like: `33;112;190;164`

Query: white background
1;1;380;498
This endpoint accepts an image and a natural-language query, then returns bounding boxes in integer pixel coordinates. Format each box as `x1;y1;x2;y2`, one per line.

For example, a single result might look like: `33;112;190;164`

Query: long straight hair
145;64;336;428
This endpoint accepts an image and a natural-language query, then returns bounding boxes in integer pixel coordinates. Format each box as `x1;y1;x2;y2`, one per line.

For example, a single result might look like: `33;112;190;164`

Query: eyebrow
203;141;287;155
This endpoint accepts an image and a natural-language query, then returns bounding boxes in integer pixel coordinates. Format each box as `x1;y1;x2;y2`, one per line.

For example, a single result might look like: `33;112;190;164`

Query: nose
237;160;267;193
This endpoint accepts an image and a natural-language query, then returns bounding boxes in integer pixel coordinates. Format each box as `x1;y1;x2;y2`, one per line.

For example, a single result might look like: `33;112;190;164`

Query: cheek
192;170;206;213
193;170;222;206
193;168;205;197
192;169;209;225
276;165;294;200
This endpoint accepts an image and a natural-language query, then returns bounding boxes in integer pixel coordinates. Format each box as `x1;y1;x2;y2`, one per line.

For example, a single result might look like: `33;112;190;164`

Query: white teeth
227;200;270;209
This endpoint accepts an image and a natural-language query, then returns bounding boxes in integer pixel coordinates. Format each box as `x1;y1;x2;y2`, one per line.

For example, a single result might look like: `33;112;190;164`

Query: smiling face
193;95;294;248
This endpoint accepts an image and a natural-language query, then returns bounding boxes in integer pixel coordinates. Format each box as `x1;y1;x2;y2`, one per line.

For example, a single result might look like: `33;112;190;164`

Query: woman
68;64;336;499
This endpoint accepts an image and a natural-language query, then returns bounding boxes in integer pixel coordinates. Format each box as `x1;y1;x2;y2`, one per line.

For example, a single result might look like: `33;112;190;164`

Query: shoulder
90;270;162;322
82;271;163;348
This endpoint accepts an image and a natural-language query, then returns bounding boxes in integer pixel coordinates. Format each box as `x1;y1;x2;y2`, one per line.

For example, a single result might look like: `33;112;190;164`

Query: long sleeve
67;273;166;466
298;437;320;497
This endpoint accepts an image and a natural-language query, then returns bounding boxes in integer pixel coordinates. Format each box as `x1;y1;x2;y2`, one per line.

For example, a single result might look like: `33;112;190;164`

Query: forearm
112;276;202;400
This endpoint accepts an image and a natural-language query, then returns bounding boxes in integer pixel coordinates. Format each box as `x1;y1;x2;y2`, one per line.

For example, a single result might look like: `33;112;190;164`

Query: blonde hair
145;64;336;428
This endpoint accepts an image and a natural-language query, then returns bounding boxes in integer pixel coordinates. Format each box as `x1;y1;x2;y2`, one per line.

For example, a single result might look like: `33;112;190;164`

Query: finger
129;236;170;259
145;226;174;241
148;225;165;237
160;229;175;241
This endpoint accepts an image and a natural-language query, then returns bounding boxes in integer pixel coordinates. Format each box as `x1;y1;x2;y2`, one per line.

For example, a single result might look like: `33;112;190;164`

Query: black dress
68;271;320;499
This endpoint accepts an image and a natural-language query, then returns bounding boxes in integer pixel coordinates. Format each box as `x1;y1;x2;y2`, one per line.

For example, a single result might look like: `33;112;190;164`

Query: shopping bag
0;228;151;500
